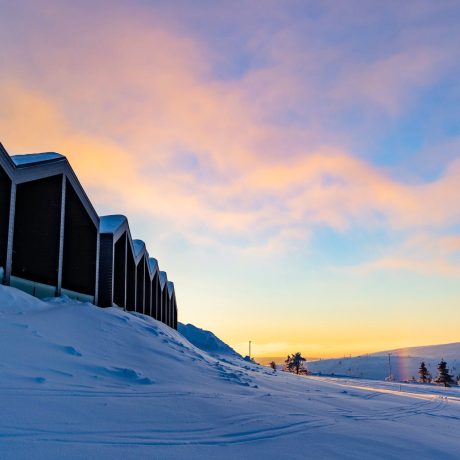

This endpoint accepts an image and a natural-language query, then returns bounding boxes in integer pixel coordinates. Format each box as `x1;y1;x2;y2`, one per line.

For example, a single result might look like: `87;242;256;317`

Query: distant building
0;142;177;329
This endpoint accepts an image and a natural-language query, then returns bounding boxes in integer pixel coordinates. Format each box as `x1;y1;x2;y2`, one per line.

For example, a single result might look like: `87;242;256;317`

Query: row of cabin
0;143;177;329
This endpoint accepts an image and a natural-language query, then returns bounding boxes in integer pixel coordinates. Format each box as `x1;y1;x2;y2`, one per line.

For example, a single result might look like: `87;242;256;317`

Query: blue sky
1;0;460;356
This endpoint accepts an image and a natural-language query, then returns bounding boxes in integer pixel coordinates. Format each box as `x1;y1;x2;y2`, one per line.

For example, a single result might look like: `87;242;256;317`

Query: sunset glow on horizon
2;0;460;358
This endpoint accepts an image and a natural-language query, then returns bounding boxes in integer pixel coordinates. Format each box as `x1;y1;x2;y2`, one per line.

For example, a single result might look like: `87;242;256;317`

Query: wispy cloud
1;0;460;266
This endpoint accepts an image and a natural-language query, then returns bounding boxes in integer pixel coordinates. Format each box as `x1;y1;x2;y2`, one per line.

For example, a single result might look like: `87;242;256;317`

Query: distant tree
284;352;307;375
434;359;454;387
269;361;277;372
418;362;431;383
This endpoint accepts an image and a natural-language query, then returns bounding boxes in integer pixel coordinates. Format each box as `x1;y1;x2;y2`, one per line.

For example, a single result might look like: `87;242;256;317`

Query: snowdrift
1;285;460;459
0;285;256;393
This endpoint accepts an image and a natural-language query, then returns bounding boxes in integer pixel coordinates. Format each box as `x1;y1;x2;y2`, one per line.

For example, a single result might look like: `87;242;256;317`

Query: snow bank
1;285;460;459
0;284;49;315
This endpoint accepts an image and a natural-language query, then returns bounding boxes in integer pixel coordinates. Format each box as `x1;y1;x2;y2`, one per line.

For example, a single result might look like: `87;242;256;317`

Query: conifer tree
284;352;307;375
434;359;454;387
269;361;277;372
418;361;431;383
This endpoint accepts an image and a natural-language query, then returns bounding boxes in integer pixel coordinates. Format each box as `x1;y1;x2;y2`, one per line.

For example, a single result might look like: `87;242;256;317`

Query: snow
374;342;460;360
11;152;64;166
1;284;460;459
99;215;127;233
178;322;242;359
308;343;460;381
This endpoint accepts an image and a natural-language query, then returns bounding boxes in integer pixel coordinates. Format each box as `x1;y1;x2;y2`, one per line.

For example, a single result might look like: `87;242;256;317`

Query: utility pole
249;341;252;359
388;353;392;381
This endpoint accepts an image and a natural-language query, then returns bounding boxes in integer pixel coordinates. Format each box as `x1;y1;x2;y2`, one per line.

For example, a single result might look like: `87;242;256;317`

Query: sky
1;0;460;358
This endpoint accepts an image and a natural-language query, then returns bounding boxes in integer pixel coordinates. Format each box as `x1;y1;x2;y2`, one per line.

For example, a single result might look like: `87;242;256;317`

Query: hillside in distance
308;343;460;381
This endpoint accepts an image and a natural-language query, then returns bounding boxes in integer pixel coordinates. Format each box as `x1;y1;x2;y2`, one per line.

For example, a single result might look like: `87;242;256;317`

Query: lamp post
388;353;392;381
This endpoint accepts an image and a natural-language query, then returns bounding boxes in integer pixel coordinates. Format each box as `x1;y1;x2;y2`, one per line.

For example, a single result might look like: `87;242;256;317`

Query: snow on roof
148;258;158;274
133;239;146;256
11;152;65;166
159;271;167;289
99;215;127;233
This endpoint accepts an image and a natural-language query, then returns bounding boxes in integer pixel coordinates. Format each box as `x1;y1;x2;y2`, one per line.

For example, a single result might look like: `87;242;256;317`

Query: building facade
0;142;177;329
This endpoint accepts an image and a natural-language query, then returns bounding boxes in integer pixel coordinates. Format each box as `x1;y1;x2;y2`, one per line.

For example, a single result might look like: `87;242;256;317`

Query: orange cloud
1;1;460;264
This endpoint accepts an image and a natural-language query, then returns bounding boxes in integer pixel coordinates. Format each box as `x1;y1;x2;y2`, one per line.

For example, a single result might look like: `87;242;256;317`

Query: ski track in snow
1;286;460;459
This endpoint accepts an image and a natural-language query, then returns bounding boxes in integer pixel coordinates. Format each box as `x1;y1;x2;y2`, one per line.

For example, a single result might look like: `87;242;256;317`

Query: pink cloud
1;0;460;263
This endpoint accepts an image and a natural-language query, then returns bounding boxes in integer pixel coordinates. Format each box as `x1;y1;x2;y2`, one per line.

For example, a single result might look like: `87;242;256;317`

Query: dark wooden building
0;142;178;329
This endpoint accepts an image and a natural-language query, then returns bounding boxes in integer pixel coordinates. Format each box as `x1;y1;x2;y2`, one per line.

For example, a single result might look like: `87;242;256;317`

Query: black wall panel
0;167;11;270
62;182;97;295
113;234;126;308
12;175;62;286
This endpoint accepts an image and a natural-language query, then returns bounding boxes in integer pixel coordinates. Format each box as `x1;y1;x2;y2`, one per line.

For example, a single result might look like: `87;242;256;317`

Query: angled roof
2;145;98;226
99;216;159;280
133;239;146;257
167;281;174;298
99;215;128;234
0;143;16;177
11;152;64;167
159;271;168;290
149;258;159;276
132;240;148;267
0;141;175;297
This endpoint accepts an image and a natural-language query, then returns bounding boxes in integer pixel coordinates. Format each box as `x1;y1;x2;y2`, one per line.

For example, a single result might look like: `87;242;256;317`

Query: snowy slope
178;322;242;359
374;342;460;360
1;285;460;459
308;343;460;381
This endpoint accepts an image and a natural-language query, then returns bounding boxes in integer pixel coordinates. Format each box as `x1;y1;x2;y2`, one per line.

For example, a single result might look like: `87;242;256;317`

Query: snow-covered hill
308;343;460;382
374;342;460;360
178;322;242;360
1;285;460;459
